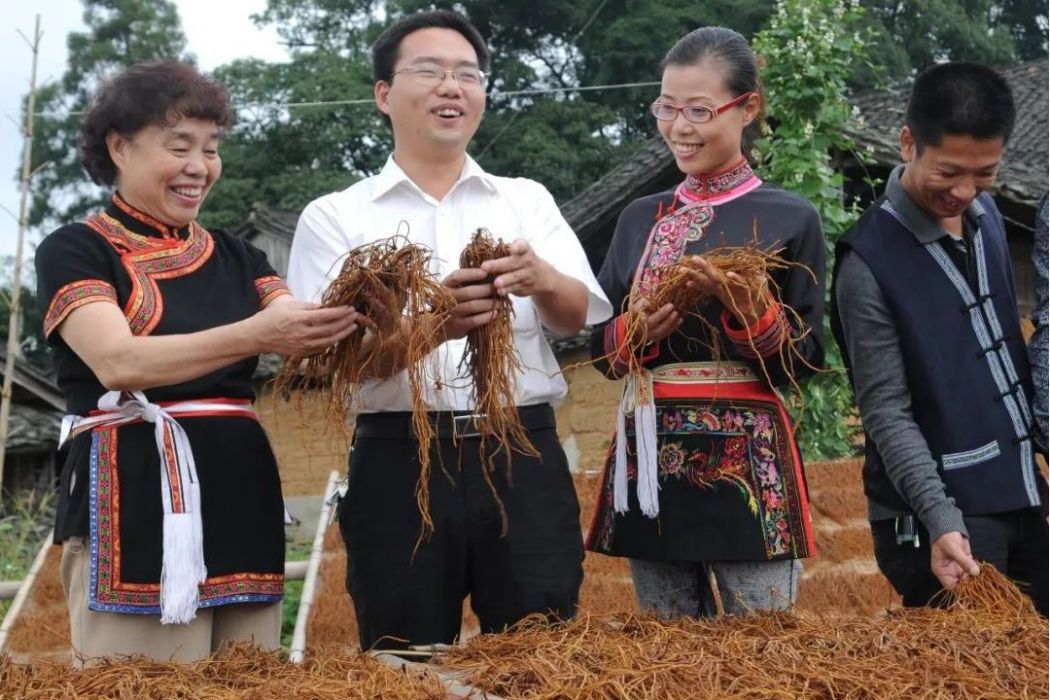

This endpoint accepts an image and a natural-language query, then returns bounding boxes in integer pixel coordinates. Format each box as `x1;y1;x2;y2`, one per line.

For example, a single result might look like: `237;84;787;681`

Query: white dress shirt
286;155;613;413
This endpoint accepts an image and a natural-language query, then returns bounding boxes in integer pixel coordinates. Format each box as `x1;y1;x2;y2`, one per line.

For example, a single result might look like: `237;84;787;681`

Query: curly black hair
78;60;231;186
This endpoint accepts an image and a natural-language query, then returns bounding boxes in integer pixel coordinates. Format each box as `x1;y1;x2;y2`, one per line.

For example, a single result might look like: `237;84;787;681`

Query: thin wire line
475;111;522;160
37;81;662;119
570;0;610;44
477;0;617;159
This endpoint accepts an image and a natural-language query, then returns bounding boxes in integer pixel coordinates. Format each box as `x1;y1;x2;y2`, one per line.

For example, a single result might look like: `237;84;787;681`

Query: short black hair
906;62;1016;151
662;27;765;161
79;60;230;186
371;10;489;127
372;9;490;83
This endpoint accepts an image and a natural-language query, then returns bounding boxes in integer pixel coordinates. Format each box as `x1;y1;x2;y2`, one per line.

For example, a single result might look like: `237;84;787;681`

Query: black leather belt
354;404;555;440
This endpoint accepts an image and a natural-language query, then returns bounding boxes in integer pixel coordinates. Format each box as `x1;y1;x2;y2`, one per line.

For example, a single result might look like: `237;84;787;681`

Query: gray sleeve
836;252;967;541
1029;195;1048;450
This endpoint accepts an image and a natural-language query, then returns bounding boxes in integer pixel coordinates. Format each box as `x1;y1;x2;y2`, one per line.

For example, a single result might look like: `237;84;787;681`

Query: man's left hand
480;239;556;297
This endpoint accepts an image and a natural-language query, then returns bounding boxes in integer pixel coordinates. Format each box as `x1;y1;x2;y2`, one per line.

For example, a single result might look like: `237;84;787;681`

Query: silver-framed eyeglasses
392;64;488;89
650;91;756;124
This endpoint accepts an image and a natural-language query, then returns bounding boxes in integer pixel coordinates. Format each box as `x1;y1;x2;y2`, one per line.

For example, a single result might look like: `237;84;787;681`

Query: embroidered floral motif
43;279;118;337
84;211;214;335
680;160;756;199
634;201;715;297
255;275;290;308
658;442;686;475
89;426;283;614
592;401;805;559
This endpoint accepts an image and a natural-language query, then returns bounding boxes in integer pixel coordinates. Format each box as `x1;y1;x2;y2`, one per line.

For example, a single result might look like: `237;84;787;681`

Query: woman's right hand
627;297;682;349
249;299;360;357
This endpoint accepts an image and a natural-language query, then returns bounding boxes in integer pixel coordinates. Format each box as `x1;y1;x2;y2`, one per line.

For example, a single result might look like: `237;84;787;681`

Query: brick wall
255;387;350;496
261;351;621;495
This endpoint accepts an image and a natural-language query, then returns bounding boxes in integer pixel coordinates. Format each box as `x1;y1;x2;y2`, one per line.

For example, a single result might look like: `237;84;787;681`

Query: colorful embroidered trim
633;199;715;297
590;400;811;559
43;279;118;338
603;315;660;377
678;159;760;202
113;194;183;240
255;275;290;308
651;361;758;384
84;211;214;336
721;303;788;359
88;426;283;615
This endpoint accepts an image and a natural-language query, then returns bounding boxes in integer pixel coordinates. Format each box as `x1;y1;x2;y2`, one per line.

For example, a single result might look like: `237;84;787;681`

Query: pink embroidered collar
675;159;761;204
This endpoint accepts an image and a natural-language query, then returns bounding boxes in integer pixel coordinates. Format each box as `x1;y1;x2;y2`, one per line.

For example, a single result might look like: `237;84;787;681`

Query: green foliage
0;490;55;618
280;579;304;649
859;0;1022;81
204;53;383;232
575;0;774;139
754;0;873;460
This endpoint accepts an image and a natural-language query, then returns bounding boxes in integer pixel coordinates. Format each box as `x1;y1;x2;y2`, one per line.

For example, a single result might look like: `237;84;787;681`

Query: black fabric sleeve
35;225;120;340
590;200;652;379
771;201;827;384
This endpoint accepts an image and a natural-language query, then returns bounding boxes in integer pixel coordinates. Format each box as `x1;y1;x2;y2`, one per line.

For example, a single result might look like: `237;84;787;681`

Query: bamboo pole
0;14;44;495
0;529;52;654
288;470;340;663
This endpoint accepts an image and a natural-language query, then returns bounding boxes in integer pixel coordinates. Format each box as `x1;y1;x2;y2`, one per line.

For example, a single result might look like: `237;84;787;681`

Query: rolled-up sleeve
521;181;612;326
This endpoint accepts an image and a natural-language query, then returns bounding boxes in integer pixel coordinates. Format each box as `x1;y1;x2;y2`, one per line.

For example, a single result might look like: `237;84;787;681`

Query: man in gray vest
831;62;1047;615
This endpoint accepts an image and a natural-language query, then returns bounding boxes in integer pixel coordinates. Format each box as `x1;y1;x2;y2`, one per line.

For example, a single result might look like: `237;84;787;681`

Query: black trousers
338;408;583;650
871;508;1048;616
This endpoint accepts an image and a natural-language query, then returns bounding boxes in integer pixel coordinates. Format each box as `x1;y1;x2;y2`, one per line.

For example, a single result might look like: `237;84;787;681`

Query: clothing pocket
940;440;1001;471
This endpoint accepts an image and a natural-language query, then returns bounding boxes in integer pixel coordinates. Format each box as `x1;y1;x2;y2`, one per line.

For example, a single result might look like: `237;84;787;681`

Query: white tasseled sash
60;391;256;624
613;362;760;518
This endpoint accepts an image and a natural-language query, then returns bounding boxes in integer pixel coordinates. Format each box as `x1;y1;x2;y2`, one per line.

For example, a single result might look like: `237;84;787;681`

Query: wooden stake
0;14;43;497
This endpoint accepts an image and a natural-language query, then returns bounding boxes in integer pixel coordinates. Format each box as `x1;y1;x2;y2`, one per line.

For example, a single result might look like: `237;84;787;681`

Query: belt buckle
452;413;484;440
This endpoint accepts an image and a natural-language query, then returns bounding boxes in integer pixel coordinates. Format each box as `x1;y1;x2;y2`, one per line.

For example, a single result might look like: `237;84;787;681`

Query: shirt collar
108;192;189;240
885;164;986;244
370;153;498;202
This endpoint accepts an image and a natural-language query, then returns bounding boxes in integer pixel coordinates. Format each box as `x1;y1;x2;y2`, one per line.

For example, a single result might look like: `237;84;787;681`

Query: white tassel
614;391;629;514
634;369;660;518
161;512;206;624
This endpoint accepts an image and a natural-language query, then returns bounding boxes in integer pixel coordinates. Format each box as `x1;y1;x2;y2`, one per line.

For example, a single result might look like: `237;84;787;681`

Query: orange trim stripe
44;279;118;338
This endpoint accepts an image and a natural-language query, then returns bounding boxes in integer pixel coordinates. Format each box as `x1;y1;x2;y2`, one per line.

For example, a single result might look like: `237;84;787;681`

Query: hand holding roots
459;229;540;532
272;236;455;539
620;233;819;391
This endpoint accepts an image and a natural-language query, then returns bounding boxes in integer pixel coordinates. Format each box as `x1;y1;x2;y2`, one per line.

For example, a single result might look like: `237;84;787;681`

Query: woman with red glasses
586;27;825;618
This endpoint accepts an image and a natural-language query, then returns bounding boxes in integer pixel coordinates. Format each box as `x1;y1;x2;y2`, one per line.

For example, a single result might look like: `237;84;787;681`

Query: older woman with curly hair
34;60;359;664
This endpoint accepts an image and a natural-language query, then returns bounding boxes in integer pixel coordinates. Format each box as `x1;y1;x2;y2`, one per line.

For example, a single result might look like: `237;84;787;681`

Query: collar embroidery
678;159;756;201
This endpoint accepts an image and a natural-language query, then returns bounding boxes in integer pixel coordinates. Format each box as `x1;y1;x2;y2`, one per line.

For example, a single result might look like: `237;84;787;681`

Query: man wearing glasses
287;10;611;650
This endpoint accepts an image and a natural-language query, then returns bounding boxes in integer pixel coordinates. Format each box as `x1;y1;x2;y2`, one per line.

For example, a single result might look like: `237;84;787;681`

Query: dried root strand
598;230;822;414
459;229;538;458
438;564;1047;700
0;643;448;699
458;228;540;533
271;235;455;540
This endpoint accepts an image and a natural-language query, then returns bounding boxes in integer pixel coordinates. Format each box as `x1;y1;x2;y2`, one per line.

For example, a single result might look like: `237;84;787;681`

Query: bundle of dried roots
458;229;539;530
272;235;454;538
619;233;819;392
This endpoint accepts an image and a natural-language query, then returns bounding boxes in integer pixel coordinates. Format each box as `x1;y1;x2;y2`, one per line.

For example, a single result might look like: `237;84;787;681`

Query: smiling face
106;117;221;227
899;127;1004;222
656;60;759;177
374;27;486;158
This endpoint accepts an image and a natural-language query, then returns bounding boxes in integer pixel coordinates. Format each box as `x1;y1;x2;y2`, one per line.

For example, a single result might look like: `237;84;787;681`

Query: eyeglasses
391;64;488;89
650;92;756;124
